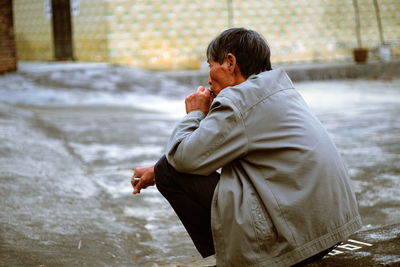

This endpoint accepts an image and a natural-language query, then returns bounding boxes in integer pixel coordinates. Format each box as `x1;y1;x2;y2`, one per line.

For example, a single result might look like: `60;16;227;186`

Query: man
131;28;362;266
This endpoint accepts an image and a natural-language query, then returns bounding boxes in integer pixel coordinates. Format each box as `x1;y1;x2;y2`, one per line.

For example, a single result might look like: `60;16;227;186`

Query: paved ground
311;223;400;266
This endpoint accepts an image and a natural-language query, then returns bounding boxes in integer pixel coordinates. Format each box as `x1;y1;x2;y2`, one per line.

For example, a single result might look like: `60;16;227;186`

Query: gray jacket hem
247;215;363;267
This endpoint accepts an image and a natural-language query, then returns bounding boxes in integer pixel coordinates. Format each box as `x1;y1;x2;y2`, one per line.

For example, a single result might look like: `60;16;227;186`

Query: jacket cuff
185;110;206;120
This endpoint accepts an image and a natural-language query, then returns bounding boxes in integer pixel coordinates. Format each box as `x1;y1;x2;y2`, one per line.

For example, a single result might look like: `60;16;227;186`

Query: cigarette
116;167;136;172
131;177;140;182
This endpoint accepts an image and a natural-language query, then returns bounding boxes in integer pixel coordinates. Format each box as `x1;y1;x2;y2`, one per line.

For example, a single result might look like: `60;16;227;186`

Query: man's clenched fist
185;86;213;115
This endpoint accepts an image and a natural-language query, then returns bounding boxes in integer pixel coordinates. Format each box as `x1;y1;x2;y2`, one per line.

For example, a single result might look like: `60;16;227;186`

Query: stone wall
105;0;400;69
72;0;109;62
234;0;400;63
12;0;400;70
13;0;53;61
105;0;228;69
0;0;17;73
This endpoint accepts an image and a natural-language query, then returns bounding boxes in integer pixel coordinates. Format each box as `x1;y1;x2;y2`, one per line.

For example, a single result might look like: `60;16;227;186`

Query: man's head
206;28;272;95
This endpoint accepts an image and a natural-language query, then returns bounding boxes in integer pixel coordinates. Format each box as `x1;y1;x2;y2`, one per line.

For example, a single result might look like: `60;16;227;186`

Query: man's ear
226;53;246;83
226;53;237;73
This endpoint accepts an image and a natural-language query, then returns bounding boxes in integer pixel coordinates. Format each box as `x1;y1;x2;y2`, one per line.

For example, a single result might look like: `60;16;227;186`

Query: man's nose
208;78;212;86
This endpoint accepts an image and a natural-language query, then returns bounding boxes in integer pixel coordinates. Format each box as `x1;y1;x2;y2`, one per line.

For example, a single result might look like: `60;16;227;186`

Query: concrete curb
160;60;400;87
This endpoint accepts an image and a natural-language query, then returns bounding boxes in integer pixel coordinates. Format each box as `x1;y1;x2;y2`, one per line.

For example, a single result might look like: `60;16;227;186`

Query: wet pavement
313;223;400;266
0;62;399;266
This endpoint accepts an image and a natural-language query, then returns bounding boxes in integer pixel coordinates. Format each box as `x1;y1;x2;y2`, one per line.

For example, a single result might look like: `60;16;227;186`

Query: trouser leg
154;155;220;258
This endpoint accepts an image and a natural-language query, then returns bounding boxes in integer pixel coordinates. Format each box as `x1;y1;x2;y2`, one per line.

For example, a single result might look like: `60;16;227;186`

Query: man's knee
154;155;174;188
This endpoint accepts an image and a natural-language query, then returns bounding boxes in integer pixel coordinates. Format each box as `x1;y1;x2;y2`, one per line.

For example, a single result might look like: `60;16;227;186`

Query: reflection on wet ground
0;64;399;266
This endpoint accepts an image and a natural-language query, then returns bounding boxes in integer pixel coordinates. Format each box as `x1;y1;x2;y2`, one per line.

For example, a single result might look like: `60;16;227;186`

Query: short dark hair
207;28;272;78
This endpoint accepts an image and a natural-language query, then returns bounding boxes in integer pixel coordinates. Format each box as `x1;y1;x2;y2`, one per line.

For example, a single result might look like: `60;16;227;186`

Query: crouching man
131;28;362;267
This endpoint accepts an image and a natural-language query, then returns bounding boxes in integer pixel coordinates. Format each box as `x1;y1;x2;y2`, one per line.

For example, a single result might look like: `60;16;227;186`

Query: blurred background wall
12;0;400;70
13;0;53;61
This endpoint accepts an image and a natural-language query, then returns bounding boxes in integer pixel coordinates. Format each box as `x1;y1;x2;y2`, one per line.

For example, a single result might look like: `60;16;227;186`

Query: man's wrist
187;110;206;118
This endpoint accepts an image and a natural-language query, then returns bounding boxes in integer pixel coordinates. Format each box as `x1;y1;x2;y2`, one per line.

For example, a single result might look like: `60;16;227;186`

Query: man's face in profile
207;58;233;96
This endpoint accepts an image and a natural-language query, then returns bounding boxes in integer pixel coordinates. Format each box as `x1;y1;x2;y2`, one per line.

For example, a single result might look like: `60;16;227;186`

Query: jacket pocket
246;184;277;252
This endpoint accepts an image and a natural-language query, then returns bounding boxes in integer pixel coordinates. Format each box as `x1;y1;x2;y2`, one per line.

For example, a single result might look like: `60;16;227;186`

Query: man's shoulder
247;68;295;95
216;68;295;114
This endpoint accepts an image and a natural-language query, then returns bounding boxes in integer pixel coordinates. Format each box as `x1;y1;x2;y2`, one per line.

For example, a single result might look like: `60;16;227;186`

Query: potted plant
352;0;368;63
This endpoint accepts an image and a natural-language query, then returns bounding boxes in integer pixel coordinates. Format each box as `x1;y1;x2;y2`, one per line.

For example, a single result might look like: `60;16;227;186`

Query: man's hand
185;86;213;115
131;165;155;194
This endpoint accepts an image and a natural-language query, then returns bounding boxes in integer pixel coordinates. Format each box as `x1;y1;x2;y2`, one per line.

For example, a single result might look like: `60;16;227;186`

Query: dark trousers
154;155;337;262
154;155;220;257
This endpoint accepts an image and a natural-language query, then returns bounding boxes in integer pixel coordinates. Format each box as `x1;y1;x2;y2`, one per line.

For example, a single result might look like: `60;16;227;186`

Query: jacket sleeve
166;97;248;175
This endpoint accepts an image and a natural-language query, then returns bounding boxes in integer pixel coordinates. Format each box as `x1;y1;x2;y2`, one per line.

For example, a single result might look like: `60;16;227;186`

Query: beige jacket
166;69;362;266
